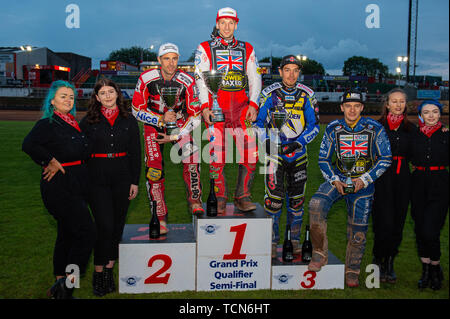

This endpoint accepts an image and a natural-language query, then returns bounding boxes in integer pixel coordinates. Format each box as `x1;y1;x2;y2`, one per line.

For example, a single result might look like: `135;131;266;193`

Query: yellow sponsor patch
146;168;162;181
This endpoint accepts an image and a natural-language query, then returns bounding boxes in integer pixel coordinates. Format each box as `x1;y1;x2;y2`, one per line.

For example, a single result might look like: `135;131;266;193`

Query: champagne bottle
149;200;160;239
206;178;218;217
282;224;294;262
302;224;313;263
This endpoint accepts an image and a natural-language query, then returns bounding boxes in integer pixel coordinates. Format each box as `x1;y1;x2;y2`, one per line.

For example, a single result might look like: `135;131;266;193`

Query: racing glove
280;141;302;155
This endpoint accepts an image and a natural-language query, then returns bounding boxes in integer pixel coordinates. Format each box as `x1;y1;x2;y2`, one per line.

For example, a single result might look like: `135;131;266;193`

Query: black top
410;128;449;168
80;114;142;185
22;114;89;168
382;121;416;158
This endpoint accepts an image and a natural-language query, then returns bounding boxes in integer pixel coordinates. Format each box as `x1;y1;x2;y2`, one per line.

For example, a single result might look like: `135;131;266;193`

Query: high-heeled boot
103;267;116;294
430;264;444;291
92;271;106;297
47;277;75;299
418;262;430;289
385;256;397;283
372;256;386;282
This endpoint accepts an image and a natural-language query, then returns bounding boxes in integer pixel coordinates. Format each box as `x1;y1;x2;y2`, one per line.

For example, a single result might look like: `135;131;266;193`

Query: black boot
385;256;397;283
47;277;75;299
418;262;430;289
93;271;106;297
372;256;386;282
430;264;444;291
103;267;116;294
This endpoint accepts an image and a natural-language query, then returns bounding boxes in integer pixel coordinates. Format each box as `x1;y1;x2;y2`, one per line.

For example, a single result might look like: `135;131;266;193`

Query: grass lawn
0;120;448;299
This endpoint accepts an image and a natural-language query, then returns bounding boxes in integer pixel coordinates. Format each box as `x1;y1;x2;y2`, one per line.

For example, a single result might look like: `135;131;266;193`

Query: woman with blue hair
22;80;96;299
410;99;448;291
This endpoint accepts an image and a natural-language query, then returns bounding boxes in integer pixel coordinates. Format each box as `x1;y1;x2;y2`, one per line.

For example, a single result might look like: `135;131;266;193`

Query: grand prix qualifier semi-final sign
195;203;272;291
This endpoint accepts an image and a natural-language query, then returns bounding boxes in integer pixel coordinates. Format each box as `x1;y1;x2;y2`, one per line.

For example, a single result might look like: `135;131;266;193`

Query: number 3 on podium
301;270;316;289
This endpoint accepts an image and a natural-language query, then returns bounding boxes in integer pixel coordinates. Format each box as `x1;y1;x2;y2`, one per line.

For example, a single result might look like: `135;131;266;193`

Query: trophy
158;86;180;135
270;108;287;153
202;70;226;122
338;152;360;193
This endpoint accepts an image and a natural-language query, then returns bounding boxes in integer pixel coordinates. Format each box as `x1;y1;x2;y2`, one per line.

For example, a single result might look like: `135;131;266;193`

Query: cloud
255;37;370;74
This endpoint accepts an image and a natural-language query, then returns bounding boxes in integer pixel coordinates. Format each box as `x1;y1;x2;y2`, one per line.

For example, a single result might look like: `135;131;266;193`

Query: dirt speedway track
1;110;448;125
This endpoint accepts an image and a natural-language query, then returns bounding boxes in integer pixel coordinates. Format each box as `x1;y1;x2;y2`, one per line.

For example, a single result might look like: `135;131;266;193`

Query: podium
118;202;345;293
119;224;196;293
271;248;345;290
195;203;272;291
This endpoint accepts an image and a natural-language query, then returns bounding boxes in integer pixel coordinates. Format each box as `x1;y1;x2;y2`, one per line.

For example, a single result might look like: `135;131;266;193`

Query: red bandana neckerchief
419;121;442;138
54;111;81;132
387;113;404;131
101;105;119;126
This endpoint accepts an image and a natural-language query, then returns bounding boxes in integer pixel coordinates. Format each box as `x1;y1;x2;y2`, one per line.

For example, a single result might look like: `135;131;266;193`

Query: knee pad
288;195;305;213
309;196;329;222
264;194;283;214
146;167;163;182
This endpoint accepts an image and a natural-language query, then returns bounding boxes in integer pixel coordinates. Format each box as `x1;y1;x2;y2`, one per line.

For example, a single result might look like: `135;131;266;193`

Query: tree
108;46;157;66
301;59;325;75
342;56;388;78
259;56;325;75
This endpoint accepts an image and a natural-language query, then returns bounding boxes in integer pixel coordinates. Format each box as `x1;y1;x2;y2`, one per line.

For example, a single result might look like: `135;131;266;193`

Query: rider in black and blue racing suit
307;90;392;287
255;55;319;258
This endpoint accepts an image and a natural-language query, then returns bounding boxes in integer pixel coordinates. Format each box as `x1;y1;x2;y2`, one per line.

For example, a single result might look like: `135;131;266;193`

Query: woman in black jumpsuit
22;80;96;299
80;78;141;296
371;88;416;283
410;99;448;291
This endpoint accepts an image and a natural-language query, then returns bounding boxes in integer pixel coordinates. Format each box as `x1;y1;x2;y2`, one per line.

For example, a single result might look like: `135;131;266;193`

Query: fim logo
121;276;142;287
200;224;221;235
274;273;293;284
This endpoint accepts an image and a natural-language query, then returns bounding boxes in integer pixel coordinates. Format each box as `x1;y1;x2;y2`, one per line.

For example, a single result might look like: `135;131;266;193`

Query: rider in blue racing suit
255;55;319;258
307;90;392;287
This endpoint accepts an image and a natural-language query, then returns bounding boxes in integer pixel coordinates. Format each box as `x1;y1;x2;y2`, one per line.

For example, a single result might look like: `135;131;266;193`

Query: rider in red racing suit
132;43;203;233
195;7;262;213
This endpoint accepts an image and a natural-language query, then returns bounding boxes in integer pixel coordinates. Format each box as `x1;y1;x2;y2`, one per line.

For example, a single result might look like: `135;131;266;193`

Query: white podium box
271;248;344;290
119;224;196;293
195;203;272;292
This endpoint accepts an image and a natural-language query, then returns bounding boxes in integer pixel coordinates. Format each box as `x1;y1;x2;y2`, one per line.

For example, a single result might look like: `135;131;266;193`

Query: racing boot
159;214;169;235
345;269;360;288
430;263;444;291
183;163;204;215
418;262;431;289
217;197;227;215
292;240;302;256
234;164;256;212
272;242;278;259
385;255;397;283
234;196;256;212
191;203;205;216
307;208;328;272
345;224;367;288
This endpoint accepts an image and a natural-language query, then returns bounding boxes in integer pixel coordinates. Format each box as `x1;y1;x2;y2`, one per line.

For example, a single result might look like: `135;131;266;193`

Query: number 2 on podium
144;254;172;285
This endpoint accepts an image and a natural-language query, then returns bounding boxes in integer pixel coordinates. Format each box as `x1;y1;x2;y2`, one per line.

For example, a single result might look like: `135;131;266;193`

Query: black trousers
41;171;96;277
372;164;410;258
411;170;449;261
89;181;130;266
